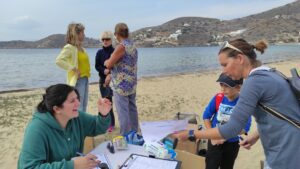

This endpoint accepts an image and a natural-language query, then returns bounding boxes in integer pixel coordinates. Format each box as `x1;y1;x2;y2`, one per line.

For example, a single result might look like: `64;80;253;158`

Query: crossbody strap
258;103;300;129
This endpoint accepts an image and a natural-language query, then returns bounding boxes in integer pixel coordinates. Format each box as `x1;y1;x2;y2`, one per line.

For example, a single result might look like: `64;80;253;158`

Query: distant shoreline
1;58;298;94
0;42;299;50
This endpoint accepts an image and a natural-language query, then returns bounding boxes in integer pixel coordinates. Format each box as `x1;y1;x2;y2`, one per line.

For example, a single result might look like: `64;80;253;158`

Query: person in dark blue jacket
202;73;251;169
95;31;115;132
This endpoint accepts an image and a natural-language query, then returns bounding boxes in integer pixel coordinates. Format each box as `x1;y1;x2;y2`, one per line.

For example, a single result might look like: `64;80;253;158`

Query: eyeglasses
221;41;244;54
102;38;111;41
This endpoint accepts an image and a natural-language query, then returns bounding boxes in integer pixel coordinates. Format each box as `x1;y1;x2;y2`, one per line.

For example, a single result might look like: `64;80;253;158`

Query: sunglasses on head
102;38;111;41
221;41;244;54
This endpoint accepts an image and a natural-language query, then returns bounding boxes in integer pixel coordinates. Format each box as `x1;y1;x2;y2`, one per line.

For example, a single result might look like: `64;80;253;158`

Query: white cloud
13;15;30;22
0;15;42;41
8;15;41;30
0;0;296;41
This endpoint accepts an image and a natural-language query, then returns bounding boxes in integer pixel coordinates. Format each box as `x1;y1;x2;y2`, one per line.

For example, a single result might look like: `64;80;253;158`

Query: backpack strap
215;93;224;113
258;103;300;129
260;68;300;129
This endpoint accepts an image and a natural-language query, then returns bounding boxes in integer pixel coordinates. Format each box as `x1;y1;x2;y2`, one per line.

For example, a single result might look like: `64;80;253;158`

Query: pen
238;136;244;141
76;152;86;157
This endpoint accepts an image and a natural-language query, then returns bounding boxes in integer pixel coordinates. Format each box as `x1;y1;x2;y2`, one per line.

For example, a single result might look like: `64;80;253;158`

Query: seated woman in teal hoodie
18;84;111;169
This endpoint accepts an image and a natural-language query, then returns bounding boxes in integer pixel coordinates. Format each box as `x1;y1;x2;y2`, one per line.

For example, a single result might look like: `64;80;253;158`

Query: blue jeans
99;81;115;126
75;77;89;112
264;161;272;169
113;91;138;135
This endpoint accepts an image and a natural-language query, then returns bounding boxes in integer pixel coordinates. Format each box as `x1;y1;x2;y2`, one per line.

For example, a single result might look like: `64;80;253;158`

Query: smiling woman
17;84;112;169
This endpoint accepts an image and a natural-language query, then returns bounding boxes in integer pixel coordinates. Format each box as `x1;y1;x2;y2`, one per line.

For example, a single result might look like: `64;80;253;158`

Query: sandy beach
1;59;299;169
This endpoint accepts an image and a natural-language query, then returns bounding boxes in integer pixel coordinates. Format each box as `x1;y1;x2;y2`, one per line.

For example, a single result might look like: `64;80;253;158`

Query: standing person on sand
104;23;139;135
56;22;91;112
175;39;300;169
95;31;115;132
202;73;251;169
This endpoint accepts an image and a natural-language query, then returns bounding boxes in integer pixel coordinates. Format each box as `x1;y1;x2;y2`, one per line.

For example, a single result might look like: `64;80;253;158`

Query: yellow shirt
77;50;91;78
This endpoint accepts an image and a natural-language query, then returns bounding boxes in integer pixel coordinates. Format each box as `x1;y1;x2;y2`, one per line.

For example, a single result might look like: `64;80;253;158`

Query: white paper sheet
140;119;188;144
121;154;179;169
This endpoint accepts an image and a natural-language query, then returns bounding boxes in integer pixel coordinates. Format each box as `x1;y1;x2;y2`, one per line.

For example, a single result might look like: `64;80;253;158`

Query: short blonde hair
65;22;85;48
100;31;113;40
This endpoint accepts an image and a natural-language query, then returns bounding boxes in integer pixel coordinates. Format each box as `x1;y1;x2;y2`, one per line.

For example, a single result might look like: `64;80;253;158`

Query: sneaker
107;126;114;132
123;131;144;146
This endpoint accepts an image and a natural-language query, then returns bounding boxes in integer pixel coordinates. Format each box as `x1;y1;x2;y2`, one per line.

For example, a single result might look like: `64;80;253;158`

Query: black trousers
205;140;240;169
99;81;115;126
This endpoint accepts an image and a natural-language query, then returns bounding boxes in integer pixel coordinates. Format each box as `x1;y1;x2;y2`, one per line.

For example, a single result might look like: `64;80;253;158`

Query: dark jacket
95;45;114;83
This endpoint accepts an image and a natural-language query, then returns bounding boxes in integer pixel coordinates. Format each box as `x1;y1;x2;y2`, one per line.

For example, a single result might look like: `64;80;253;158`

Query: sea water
0;45;299;92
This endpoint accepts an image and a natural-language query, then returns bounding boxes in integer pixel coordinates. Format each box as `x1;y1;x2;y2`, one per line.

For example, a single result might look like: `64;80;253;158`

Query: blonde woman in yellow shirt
56;23;91;112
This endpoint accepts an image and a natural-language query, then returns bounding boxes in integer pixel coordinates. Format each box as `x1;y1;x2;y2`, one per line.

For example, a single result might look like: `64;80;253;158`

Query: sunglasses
102;38;111;41
221;41;244;54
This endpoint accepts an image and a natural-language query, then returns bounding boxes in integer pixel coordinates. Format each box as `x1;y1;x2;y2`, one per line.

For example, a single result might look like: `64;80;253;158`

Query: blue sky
0;0;295;41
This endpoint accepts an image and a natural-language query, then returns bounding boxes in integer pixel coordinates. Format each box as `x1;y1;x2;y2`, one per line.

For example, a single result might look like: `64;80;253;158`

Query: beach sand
0;59;299;169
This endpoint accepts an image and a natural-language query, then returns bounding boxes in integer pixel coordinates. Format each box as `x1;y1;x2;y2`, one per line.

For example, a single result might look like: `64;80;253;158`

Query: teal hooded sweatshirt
18;111;110;169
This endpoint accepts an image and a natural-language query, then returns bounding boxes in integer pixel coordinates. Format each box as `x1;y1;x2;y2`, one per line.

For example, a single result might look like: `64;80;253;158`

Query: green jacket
18;111;110;169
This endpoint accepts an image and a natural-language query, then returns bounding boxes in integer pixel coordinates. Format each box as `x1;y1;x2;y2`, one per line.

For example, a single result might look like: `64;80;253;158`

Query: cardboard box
169;124;206;169
176;150;205;169
173;124;199;154
175;138;199;154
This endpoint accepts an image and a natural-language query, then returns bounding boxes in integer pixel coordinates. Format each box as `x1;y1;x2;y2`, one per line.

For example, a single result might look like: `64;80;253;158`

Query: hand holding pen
73;152;100;169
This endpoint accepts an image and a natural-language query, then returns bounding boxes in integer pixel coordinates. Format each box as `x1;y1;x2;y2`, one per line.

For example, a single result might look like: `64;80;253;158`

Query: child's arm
202;96;217;127
202;96;226;145
243;116;252;133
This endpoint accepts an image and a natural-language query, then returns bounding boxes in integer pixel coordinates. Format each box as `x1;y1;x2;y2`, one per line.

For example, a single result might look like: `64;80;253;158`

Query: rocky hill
0;34;100;49
132;0;300;47
1;0;299;48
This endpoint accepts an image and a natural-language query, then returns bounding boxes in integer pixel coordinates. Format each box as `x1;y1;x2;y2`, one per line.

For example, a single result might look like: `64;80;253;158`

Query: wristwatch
188;130;196;141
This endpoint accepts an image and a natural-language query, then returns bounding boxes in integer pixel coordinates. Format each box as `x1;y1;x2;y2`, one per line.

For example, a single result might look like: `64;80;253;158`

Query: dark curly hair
37;84;79;114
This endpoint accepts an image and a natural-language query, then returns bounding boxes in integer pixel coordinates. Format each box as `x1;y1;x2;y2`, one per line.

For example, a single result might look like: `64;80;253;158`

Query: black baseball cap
216;73;243;87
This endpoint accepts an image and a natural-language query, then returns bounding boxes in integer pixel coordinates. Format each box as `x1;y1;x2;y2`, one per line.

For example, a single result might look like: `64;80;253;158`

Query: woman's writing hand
73;154;100;169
